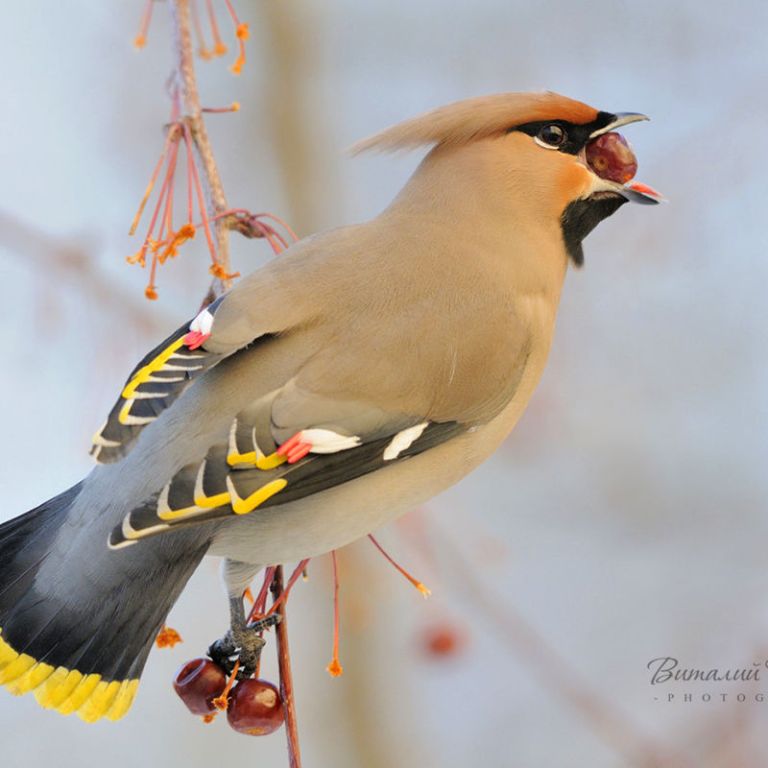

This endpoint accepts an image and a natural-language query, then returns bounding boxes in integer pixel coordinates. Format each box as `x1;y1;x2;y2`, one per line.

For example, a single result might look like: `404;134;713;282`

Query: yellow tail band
0;628;138;722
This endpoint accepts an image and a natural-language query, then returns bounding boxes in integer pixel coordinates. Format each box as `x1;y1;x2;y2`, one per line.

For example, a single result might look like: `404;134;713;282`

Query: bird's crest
352;91;598;153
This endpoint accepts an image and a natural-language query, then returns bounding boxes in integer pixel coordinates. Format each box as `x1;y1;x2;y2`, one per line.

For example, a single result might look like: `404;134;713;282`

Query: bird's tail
0;485;206;722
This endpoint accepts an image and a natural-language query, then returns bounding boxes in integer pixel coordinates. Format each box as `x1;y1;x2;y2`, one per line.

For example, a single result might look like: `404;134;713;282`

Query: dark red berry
173;658;227;716
227;679;285;736
585;132;638;184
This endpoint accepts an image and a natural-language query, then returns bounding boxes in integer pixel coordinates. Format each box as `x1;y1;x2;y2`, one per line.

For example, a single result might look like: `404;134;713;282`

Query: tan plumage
0;91;659;722
351;91;598;151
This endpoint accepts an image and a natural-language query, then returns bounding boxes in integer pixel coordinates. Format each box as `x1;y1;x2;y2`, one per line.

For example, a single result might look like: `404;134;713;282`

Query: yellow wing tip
227;450;286;470
0;629;138;722
121;335;187;400
231;478;288;515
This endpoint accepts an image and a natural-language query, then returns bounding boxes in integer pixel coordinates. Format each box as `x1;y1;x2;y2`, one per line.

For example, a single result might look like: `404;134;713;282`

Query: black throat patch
560;193;627;266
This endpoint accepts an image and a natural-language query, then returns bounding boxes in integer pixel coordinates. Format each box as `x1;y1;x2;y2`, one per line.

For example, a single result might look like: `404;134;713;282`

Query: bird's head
354;92;662;266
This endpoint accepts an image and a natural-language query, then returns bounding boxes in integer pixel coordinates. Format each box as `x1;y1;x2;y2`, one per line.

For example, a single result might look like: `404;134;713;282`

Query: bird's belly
208;345;547;566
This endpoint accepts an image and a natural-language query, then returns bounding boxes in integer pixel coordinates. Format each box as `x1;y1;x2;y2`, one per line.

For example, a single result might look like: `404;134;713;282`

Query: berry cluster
173;657;285;736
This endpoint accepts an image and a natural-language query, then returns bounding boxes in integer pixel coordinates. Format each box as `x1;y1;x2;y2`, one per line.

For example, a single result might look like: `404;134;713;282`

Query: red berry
422;623;467;658
585;132;638;184
173;658;227;716
227;679;285;736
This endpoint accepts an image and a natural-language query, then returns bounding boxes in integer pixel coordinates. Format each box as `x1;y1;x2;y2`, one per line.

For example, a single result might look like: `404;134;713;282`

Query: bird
0;91;661;723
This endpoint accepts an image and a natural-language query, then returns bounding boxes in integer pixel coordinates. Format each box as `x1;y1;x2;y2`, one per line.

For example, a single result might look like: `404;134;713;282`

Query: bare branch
271;566;303;768
170;0;233;299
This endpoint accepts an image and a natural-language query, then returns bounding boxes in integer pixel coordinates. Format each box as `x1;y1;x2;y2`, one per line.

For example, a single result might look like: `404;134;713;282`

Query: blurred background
1;1;767;766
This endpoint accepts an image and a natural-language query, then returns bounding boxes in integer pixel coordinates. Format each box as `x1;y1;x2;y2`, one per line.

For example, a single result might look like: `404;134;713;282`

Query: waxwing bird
0;91;661;722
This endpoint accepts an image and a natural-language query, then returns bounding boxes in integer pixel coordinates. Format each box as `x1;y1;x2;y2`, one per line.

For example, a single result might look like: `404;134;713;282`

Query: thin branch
170;0;233;299
271;566;303;768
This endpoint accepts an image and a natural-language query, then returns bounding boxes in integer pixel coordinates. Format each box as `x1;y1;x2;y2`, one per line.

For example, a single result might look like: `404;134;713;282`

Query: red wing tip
277;433;312;463
183;331;211;350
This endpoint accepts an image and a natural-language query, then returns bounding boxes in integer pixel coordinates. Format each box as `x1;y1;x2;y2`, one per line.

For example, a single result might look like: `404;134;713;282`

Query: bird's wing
90;230;343;465
107;387;467;548
89;254;306;465
90;297;227;463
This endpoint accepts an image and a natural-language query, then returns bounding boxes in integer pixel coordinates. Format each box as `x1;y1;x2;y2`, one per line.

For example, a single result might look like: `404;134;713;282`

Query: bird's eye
535;124;567;149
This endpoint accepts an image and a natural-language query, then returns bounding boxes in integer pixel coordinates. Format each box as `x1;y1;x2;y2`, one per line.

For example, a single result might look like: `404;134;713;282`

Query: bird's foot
207;614;281;679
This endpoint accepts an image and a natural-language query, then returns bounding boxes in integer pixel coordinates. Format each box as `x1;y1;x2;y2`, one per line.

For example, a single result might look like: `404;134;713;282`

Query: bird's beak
588;112;649;139
620;180;665;205
585;112;664;205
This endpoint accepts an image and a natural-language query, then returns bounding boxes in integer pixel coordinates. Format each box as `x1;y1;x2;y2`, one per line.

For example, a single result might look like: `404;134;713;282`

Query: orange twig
211;659;240;710
326;551;343;677
190;0;212;59
129;128;175;236
266;559;310;617
247;566;277;623
368;534;431;598
223;0;248;74
181;121;220;272
134;0;154;49
205;0;227;57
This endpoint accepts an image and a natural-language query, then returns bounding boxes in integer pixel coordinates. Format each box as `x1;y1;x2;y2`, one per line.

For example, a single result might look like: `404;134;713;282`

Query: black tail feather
0;484;83;608
0;487;207;721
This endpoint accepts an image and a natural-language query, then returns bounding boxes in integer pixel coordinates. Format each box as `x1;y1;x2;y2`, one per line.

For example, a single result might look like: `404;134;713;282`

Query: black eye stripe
538;124;566;147
510;112;616;155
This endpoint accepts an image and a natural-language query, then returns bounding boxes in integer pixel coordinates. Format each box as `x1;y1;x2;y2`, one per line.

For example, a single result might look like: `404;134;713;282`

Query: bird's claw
207;614;281;679
247;613;282;633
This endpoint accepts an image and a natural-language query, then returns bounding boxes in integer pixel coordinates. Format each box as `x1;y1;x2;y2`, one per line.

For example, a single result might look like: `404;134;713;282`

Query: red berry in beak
227;679;285;736
173;658;227;715
585;132;638;184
